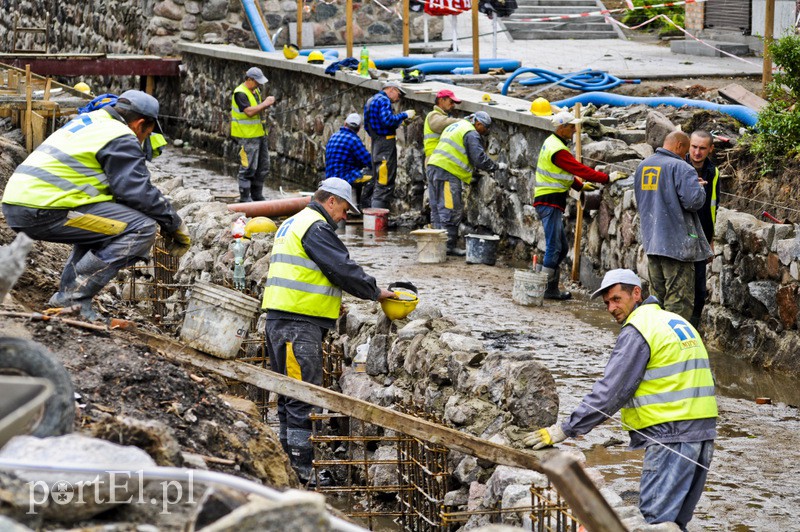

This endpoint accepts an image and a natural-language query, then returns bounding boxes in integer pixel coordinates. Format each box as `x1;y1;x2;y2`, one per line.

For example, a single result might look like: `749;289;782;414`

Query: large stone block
645;110;676;149
776;284;798;329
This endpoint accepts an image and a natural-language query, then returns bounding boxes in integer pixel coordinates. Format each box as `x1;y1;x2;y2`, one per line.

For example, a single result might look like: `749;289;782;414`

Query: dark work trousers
236;136;270;201
426;166;441;229
692;260;708;326
432;172;464;245
265;317;325;480
369;135;397;209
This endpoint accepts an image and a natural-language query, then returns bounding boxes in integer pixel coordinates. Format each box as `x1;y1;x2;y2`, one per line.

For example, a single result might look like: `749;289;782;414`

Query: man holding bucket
262;177;395;486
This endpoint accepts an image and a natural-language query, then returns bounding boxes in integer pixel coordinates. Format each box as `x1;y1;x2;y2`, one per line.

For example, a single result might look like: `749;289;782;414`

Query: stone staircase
503;0;622;40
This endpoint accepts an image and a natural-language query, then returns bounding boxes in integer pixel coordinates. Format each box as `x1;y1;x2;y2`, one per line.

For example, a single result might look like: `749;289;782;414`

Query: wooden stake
24;64;32;153
571;103;584;282
296;0;304;49
140;331;627;532
345;0;353;59
472;0;480;76
43;77;51;100
403;0;410;57
145;75;155;95
762;0;775;96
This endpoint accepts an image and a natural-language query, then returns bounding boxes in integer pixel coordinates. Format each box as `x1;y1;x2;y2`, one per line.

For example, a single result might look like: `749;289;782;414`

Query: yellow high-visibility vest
262;207;342;319
620;304;718;430
427;120;475;184
2;109;131;209
710;166;719;225
423;107;447;157
230;83;265;139
534;134;574;198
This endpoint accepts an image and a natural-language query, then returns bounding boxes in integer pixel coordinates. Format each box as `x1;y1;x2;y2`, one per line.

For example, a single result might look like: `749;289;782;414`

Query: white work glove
497;162;508;171
609;170;628;183
581;181;598;192
522;424;567;450
404;109;416;120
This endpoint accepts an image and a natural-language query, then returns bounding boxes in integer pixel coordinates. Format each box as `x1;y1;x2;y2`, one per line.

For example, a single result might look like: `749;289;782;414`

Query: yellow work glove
609;170;628;183
581;181;598;192
522;424;567;450
164;222;191;257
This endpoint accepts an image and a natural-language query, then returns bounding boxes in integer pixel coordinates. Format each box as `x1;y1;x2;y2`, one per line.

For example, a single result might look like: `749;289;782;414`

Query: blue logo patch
668;318;695;341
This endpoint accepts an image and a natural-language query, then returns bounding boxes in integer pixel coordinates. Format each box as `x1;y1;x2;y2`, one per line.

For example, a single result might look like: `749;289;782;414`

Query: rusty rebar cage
322;335;344;389
530;482;582;532
124;235;183;321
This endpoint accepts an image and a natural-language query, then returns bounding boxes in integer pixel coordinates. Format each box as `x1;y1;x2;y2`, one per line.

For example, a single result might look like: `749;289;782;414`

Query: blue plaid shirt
325;127;372;183
364;91;407;137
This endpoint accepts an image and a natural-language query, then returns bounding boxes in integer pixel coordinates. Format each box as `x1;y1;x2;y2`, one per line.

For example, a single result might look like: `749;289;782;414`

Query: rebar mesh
530;482;582;532
124;235;183;322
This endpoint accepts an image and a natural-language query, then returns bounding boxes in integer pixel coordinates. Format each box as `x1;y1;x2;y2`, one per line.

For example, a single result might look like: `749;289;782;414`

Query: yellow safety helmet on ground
307;50;325;64
73;82;91;94
283;43;299;60
531;97;552;116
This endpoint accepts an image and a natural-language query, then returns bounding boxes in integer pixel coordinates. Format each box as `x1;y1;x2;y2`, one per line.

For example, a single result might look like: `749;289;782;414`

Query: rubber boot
371;199;389;209
446;226;466;257
48;251;118;320
542;266;571;300
238;187;252;203
251;180;265;202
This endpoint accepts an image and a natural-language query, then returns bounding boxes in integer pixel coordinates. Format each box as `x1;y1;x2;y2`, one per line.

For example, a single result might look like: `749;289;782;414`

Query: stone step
507;28;618;39
504;20;616;30
670;39;751;57
511;6;603;15
516;0;597;6
507;13;609;21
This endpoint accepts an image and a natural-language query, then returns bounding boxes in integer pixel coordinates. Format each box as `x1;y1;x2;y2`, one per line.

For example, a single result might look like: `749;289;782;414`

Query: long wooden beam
140;331;627;532
0;56;181;77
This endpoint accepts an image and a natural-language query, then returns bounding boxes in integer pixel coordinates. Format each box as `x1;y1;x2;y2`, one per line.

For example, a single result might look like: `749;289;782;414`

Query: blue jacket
634;148;712;262
364;91;408;137
325;127;372;183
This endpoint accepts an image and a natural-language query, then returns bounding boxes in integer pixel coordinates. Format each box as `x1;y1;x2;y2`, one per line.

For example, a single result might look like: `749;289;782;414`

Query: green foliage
750;34;800;174
621;0;684;34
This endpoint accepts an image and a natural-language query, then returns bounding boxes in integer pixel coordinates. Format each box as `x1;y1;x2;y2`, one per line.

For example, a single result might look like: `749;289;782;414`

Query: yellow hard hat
531;97;552;116
73;82;91;94
307;50;325;64
380;290;419;320
283;43;299;60
369;58;376;69
243;216;277;237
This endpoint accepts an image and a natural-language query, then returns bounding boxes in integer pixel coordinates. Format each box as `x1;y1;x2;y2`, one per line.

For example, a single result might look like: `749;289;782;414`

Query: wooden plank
140;331;627;532
24;65;32;153
718;83;768;111
0;100;67;111
345;0;353;59
571;103;584;282
43;77;51;100
31;110;47;149
296;0;304;49
402;0;410;57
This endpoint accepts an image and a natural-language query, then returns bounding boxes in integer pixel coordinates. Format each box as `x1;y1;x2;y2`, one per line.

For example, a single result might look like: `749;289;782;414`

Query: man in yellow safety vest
262;177;395;486
1;90;190;321
524;269;717;531
231;66;275;202
423;89;461;226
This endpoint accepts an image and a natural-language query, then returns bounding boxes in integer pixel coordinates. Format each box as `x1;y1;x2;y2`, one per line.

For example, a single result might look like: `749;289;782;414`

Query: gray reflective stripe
628;386;716;409
232;117;261;125
16;165;102;197
267;276;342;297
643;358;711;382
423;133;440;140
537;168;573;182
432;149;471;173
271;253;321;271
535;180;570;190
37;144;108;184
438;137;467;157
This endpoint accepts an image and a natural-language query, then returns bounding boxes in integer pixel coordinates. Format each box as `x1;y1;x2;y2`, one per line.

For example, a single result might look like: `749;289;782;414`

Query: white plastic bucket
180;281;261;359
512;270;548;307
410;229;447;263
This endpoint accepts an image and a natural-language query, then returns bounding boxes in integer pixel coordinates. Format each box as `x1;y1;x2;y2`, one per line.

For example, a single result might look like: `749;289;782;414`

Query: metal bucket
363;208;389;231
0;376;52;448
465;234;500;265
512;269;548;307
180;281;261;359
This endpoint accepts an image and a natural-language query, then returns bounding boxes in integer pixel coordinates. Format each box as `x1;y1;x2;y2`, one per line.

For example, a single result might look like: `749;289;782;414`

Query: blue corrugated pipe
241;0;275;52
553;93;758;127
373;57;519;70
501;68;639;95
410;59;521;75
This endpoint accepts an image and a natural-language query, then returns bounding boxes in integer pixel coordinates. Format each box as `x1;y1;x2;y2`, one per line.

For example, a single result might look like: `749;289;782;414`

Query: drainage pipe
373;56;518;70
240;0;275;52
228;196;311;217
553;92;758;127
409;59;521;75
501;68;637;95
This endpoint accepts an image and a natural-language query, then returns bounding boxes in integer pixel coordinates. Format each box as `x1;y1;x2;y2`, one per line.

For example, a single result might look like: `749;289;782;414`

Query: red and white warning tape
511;0;705;24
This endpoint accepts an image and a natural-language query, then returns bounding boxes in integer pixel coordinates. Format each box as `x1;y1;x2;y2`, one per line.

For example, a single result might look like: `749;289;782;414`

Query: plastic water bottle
233;238;247;290
359;45;370;78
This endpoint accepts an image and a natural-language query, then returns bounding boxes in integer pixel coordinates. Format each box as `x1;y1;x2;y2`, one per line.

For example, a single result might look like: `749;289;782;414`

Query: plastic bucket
465;234;500;265
410;229;447;263
180;281;261;359
363;208;389;231
512;269;548;307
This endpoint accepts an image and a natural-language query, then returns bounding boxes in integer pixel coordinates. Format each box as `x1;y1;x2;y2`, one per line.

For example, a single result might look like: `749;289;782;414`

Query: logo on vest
669;318;699;348
275;218;295;239
641;166;660;191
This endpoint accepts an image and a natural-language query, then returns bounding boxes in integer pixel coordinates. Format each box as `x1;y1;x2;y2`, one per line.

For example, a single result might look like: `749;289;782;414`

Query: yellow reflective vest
262;207;342;319
710;166;719;225
2;109;131;209
534;134;574;198
427;120;476;184
423;106;447;157
230;83;265;139
620;304;718;430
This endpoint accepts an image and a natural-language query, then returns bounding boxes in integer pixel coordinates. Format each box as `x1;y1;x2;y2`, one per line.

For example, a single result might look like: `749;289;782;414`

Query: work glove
404;109;416;121
609;170;628;183
522;424;567;450
497;162;508;171
164;222;191;257
581;181;598;192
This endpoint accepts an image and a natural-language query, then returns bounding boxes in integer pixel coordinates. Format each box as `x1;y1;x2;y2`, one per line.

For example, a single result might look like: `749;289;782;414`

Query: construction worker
686;130;720;328
262;177;395;486
533;111;613;300
363;80;415;209
324;113;372;209
524;268;717;531
427;112;499;255
635;131;712;321
1;90;190;321
423;89;461;227
231;66;275;203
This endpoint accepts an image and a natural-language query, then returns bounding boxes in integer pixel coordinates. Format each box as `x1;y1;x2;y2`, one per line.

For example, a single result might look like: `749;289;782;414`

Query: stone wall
0;0;439;57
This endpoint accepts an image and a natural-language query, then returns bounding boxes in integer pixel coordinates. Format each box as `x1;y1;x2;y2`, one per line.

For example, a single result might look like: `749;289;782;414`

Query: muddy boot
446;227;466;257
238;187;252;203
251;180;265;202
542;266;571;300
48;251;118;321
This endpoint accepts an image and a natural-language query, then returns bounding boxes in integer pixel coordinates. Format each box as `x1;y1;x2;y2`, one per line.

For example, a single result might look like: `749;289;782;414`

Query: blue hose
241;0;275;52
501;68;638;95
373;57;519;70
407;59;521;75
553;93;758;127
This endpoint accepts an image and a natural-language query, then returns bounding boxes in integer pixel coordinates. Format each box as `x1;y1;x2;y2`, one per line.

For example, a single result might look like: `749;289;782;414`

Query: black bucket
465;234;500;265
